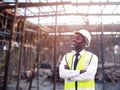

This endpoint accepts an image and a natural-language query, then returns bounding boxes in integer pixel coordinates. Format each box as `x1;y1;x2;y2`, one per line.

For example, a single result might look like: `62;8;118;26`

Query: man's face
72;33;85;50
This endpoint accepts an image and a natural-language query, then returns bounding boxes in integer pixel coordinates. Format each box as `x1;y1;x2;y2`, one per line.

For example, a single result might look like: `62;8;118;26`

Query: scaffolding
0;0;120;90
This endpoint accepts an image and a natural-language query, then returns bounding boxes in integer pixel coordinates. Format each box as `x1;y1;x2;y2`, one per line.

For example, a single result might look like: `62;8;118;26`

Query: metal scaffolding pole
16;1;26;90
36;31;40;90
2;0;18;90
36;1;41;89
100;5;105;90
100;25;105;90
28;56;38;90
53;1;58;90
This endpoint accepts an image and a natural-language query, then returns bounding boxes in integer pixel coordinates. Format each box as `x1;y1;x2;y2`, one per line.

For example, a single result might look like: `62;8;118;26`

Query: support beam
0;2;71;10
72;2;120;6
17;13;120;18
1;1;120;10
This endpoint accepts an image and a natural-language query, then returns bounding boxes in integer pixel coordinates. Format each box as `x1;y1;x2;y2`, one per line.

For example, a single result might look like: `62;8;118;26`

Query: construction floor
5;77;120;90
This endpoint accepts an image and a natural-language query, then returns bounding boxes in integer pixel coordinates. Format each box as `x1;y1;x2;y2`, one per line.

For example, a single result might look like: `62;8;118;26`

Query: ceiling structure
1;0;120;26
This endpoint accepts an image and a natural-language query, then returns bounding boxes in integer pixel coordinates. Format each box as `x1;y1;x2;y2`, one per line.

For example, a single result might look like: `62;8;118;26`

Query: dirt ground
5;77;120;90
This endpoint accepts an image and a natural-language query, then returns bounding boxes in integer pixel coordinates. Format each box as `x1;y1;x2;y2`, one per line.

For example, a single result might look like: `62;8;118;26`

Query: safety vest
64;50;94;90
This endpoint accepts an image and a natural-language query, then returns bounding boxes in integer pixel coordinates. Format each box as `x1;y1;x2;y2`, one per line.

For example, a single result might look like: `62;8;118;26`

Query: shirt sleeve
59;54;80;79
70;54;98;81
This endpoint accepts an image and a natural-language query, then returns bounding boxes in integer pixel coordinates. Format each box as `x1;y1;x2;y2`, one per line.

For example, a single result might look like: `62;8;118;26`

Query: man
59;29;98;90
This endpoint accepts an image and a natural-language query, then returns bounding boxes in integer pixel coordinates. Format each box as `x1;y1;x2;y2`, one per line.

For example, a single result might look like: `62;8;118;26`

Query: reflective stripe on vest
65;51;94;90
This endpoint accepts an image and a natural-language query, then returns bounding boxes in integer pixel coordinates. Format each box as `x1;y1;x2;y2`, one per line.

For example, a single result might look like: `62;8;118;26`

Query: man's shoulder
85;50;98;62
85;50;97;57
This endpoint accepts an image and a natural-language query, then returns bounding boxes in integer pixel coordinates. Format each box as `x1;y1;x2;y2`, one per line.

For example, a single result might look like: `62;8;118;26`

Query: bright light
15;0;120;25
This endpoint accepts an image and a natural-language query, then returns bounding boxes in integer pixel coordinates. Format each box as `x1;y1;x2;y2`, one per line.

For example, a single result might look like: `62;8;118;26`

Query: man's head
72;29;91;52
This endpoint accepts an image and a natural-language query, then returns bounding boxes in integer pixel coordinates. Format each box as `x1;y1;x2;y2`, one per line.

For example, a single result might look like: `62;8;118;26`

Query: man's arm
70;55;98;81
59;55;79;79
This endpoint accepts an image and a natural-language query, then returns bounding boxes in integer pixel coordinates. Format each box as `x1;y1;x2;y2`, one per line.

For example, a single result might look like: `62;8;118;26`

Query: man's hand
64;65;69;69
80;70;86;74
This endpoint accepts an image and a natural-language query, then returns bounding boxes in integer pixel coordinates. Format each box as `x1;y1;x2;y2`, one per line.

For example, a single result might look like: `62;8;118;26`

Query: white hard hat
75;29;91;47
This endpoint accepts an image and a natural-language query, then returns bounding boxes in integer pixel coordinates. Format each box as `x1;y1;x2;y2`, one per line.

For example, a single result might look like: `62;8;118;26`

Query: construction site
0;0;120;90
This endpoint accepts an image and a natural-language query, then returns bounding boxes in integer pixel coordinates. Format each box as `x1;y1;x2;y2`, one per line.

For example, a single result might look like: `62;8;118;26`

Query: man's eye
76;37;81;40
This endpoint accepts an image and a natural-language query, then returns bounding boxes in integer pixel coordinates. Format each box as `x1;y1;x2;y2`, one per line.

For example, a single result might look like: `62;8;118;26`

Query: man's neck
75;45;85;53
75;48;83;53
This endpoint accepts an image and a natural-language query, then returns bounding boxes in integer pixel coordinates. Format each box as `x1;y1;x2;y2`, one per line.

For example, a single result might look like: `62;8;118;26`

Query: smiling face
72;33;86;52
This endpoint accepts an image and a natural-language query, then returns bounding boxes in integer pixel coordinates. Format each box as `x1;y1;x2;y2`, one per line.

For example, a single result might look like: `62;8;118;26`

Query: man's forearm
59;66;80;79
